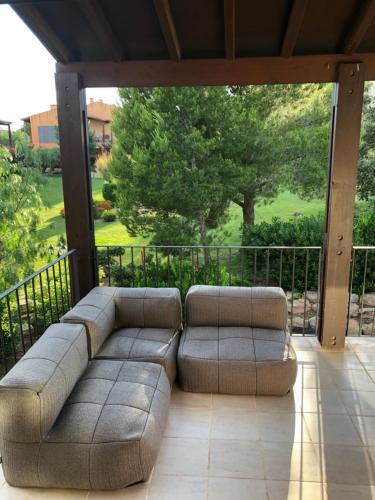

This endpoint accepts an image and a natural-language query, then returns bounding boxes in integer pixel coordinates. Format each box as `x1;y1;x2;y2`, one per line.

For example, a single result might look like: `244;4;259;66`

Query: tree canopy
0;147;44;291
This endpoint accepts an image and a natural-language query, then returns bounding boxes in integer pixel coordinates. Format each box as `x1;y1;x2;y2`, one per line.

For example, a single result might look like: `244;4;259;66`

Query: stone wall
287;291;375;336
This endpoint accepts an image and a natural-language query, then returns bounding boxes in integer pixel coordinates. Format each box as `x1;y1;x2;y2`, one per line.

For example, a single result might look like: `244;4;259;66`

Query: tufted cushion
114;287;182;330
178;325;297;395
62;287;116;357
185;285;288;330
96;327;180;384
1;359;170;490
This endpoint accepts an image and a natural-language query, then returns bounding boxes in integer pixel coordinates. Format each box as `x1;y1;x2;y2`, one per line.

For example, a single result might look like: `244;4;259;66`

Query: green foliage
0;147;45;291
30;147;61;172
102;181;117;204
110;87;235;245
102;210;116;222
358;85;375;200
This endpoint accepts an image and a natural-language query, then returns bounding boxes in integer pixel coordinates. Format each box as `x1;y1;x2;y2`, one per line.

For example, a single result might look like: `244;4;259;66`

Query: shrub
95;154;110;178
60;207;65;218
102;182;117;204
95;199;112;211
102;210;116;222
31;147;61;172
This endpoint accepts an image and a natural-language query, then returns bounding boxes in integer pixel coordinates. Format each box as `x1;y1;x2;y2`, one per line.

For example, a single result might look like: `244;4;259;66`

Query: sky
0;5;119;129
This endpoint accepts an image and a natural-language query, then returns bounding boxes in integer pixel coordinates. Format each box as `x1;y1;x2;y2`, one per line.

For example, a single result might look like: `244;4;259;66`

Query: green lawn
36;176;325;258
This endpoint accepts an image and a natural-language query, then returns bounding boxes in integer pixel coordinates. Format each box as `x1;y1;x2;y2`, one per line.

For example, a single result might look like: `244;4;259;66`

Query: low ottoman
178;285;297;395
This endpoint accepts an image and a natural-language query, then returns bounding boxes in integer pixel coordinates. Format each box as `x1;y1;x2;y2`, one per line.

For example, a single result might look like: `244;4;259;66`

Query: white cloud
0;5;118;129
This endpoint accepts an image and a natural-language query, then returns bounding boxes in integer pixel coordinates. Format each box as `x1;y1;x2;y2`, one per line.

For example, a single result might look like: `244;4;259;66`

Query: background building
22;98;115;153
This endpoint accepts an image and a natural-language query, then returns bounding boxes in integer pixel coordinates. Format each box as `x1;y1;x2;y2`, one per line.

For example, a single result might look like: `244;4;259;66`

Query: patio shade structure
6;0;375;349
0;119;12;146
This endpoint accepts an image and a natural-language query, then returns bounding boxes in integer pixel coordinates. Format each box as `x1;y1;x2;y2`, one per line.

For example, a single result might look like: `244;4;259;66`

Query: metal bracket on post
319;62;364;349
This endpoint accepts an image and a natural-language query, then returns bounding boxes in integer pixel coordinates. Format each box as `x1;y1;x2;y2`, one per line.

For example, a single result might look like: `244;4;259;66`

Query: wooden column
55;72;97;302
319;63;364;349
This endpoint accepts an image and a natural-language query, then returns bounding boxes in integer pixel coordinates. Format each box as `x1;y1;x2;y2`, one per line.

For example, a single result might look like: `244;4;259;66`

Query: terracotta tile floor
1;336;375;499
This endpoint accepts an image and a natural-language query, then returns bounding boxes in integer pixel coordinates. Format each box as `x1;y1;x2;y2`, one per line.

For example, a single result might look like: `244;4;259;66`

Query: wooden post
319;62;364;349
55;72;97;301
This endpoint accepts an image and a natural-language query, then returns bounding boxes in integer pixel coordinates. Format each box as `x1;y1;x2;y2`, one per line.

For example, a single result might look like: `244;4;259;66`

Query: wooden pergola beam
55;72;97;300
320;63;364;349
154;0;181;62
13;4;71;62
281;0;309;57
224;0;235;60
80;0;123;61
56;52;375;87
343;0;375;55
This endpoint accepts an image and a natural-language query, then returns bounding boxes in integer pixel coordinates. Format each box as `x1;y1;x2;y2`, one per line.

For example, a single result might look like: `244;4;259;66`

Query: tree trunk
242;195;255;225
198;215;210;261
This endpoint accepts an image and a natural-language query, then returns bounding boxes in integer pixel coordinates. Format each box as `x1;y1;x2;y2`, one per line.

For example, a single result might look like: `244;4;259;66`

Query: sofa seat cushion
30;360;170;490
178;326;297;395
95;327;180;385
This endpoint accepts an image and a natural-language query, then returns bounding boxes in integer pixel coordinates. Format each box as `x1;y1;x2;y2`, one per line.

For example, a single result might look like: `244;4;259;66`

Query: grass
36;176;325;263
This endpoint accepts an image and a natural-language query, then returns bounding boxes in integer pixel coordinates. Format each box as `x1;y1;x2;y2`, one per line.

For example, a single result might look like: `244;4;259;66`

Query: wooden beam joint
281;0;309;58
154;0;181;62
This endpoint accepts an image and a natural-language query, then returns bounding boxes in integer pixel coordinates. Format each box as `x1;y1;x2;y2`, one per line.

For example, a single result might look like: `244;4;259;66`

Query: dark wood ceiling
5;0;375;86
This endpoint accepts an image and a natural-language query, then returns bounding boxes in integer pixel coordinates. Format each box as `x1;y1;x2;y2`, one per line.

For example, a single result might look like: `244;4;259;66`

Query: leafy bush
31;147;61;172
60;207;65;218
95;199;112;211
102;182;117;204
102;210;116;222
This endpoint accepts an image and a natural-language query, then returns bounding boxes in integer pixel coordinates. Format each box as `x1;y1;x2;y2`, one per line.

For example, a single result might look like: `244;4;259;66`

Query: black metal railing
0;250;77;375
96;245;323;336
347;246;375;336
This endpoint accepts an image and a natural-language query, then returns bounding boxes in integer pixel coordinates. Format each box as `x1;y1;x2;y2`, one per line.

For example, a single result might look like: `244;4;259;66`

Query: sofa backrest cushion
186;285;287;330
114;287;182;330
0;323;87;443
62;286;116;357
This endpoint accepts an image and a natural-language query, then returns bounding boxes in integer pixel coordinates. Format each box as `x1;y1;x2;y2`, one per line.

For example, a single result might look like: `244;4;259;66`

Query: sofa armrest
0;323;87;443
62;286;116;357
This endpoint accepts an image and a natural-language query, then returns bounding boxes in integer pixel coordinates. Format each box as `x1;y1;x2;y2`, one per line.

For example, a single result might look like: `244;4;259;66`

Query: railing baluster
39;273;47;331
45;268;54;324
63;255;71;310
229;248;232;286
279;249;283;287
6;295;17;364
253;250;257;286
58;258;65;313
23;283;33;346
107;246;111;286
15;289;26;355
347;248;356;336
143;247;147;287
0;301;8;373
291;249;296;333
303;249;309;336
52;264;60;320
167;251;171;287
155;248;159;287
31;278;38;339
191;248;195;285
216;248;220;285
359;249;369;336
315;248;322;336
179;248;183;292
131;247;135;287
266;248;270;286
240;248;244;286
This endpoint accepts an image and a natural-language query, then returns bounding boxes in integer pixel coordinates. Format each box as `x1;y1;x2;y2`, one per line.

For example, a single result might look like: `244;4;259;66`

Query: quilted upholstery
178;286;297;395
96;327;180;384
62;287;182;384
186;285;288;330
0;323;87;443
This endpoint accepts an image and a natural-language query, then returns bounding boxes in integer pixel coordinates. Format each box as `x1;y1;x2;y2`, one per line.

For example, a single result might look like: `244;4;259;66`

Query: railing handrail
0;250;76;301
352;246;375;250
96;244;322;250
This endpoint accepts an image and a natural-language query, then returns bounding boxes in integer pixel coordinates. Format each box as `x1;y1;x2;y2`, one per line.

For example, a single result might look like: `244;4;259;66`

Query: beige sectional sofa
62;286;182;384
0;284;297;491
0;323;170;490
178;285;297;395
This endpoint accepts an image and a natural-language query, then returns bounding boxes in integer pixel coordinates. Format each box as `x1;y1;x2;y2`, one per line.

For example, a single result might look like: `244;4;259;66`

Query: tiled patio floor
1;336;375;499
